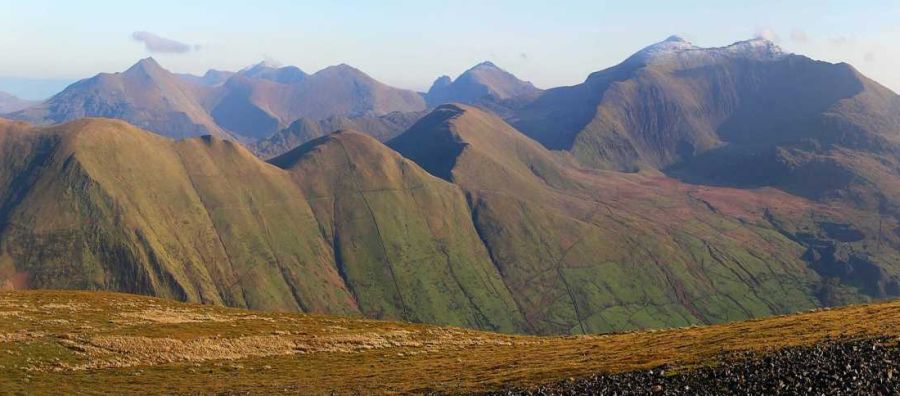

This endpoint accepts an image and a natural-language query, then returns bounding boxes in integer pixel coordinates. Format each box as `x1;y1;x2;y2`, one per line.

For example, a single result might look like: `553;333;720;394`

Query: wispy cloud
790;29;810;43
131;31;199;54
829;36;856;47
755;28;780;42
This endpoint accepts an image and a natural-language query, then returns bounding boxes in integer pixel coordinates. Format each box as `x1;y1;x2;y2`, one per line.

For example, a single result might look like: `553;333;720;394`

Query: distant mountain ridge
425;61;541;107
10;58;427;142
10;58;231;139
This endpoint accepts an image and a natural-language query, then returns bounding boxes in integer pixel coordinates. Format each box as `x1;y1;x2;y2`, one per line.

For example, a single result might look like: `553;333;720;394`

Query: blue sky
1;0;899;99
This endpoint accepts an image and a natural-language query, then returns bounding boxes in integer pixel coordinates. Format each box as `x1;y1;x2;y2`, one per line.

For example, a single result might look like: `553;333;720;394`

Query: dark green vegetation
1;291;898;395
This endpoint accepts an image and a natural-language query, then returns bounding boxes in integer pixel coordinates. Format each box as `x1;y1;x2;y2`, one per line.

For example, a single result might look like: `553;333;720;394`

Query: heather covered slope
391;104;899;334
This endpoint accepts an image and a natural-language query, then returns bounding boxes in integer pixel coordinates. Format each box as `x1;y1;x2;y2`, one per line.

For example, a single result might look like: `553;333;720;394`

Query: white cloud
132;31;199;54
755;28;780;42
790;29;810;43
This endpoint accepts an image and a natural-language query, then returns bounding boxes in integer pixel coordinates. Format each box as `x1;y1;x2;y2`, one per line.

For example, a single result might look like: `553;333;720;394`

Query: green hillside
1;111;898;335
392;104;897;334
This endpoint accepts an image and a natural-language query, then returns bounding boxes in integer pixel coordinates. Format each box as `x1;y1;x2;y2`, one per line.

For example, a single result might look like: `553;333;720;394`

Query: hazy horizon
1;0;899;99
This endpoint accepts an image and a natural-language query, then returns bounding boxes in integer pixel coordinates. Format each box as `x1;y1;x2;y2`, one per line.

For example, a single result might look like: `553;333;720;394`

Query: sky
1;0;899;99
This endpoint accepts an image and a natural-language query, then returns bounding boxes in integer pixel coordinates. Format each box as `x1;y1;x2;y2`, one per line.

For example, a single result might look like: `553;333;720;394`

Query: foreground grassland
1;290;898;395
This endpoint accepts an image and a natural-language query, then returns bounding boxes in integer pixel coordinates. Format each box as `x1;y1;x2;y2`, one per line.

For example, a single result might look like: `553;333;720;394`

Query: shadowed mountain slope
10;60;427;143
392;104;900;334
205;64;426;140
510;37;900;215
251;110;425;159
177;69;236;87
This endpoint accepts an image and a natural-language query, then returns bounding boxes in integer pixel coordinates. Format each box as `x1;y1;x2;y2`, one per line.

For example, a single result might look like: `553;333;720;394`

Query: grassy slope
0;118;524;333
0;118;356;314
1;290;898;395
273;131;526;332
2;113;897;337
391;104;885;334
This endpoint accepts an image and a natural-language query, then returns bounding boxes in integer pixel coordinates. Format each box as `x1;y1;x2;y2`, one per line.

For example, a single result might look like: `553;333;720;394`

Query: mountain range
1;36;899;335
6;58;429;142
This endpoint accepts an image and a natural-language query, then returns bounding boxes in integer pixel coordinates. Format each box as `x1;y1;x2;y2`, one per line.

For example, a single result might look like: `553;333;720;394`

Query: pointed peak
125;57;167;75
137;57;160;66
473;61;499;69
254;59;281;69
665;35;690;44
328;63;360;71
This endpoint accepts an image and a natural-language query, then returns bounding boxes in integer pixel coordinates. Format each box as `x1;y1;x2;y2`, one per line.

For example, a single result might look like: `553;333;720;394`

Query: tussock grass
1;290;898;395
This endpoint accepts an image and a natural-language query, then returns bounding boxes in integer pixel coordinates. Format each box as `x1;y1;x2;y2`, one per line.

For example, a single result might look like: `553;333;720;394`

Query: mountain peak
473;61;499;69
126;57;166;74
316;63;369;79
426;62;540;106
665;35;690;43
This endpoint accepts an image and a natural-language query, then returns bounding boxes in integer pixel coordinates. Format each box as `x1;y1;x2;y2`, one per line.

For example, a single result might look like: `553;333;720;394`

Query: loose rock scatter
494;337;899;395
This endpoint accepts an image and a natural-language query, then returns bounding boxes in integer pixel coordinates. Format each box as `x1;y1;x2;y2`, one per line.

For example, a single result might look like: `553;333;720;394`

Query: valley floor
1;291;898;395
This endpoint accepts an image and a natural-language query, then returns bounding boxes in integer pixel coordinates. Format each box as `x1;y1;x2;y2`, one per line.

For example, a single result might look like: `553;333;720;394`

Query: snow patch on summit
626;36;787;66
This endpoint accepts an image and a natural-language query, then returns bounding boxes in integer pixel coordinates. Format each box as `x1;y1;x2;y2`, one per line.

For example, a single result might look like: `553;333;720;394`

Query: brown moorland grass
0;290;898;395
